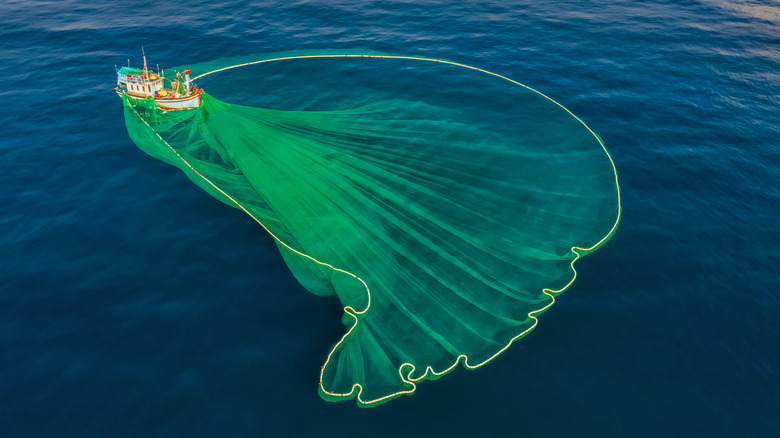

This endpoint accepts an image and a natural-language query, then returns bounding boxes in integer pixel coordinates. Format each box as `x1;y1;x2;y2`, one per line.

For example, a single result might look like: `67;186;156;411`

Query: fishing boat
115;51;202;111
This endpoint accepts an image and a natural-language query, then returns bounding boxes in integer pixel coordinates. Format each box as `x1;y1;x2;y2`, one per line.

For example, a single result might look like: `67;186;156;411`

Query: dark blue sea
1;0;778;436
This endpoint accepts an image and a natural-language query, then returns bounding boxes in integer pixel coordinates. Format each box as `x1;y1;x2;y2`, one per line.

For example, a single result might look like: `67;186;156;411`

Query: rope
129;54;622;406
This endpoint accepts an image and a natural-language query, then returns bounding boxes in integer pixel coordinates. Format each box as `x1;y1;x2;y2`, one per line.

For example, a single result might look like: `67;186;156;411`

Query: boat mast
142;46;148;73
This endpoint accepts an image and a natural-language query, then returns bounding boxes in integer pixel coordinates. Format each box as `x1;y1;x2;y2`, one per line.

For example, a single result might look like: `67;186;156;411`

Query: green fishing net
120;51;620;406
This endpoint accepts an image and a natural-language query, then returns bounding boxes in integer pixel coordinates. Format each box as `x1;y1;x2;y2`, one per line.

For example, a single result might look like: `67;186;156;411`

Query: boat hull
155;89;202;110
116;89;202;111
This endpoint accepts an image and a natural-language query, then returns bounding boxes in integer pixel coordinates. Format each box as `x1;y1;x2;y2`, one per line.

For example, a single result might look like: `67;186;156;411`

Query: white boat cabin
117;66;164;98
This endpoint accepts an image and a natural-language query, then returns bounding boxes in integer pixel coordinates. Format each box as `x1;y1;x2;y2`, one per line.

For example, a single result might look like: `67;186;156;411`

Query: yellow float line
132;54;622;407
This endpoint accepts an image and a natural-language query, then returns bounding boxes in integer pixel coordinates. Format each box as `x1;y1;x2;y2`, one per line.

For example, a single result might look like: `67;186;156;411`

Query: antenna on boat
142;46;148;72
157;63;160;76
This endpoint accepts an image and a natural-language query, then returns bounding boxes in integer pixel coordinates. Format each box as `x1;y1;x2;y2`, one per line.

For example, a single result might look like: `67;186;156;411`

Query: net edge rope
127;53;622;407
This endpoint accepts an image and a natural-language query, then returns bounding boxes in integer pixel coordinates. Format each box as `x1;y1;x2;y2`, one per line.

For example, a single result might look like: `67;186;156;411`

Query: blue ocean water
1;0;778;436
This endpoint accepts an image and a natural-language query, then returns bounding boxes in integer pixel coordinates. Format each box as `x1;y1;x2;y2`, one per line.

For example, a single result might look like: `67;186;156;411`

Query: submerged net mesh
120;51;620;406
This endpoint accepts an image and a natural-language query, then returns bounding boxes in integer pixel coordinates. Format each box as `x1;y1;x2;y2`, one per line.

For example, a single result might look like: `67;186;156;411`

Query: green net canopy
121;52;620;406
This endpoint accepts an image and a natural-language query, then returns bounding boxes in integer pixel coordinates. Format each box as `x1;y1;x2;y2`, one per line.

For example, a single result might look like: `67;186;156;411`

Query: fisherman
173;72;182;97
